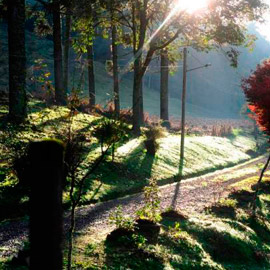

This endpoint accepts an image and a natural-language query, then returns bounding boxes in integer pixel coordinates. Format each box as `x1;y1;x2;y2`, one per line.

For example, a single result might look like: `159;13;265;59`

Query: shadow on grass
246;215;270;243
158;234;212;270
251;180;270;195
104;236;164;270
185;223;257;264
34;114;70;129
71;146;156;235
228;189;254;208
207;204;236;219
93;146;155;202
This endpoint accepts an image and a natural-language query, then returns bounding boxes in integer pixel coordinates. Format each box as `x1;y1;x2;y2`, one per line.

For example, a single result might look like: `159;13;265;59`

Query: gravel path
0;156;265;259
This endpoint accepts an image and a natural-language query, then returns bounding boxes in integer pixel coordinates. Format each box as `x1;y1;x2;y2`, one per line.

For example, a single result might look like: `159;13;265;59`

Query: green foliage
30;10;52;37
144;125;165;155
136;179;161;223
132;233;147;248
0;125;31;220
72;17;95;54
92;117;128;156
168;222;182;239
109;206;135;230
29;59;54;105
218;198;237;208
84;243;97;256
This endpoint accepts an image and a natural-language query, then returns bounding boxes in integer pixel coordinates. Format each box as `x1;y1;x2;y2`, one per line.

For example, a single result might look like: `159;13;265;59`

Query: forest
1;0;270;269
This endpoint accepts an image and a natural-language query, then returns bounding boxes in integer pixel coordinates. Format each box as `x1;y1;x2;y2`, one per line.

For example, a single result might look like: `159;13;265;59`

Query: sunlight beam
176;0;209;14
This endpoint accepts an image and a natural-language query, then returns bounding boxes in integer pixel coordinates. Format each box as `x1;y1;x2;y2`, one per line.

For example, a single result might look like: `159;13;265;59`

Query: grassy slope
0;104;263;207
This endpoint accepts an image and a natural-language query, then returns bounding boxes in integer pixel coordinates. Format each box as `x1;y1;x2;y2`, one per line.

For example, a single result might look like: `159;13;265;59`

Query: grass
1;104;269;268
0;102;265;213
54;178;270;270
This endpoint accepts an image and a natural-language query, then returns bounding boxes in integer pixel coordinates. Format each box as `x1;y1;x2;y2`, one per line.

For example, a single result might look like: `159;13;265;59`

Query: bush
92;118;128;158
136;179;161;223
144;125;165;155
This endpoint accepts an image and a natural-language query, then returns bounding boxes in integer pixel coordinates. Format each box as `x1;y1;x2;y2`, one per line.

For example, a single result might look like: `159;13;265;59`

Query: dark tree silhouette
7;0;27;123
28;140;64;270
63;0;73;94
53;0;66;105
160;48;169;122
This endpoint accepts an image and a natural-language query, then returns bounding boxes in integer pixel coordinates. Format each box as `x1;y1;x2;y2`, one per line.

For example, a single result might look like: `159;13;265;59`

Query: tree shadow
228;189;254;208
206;204;236;219
158;234;206;269
69;144;156;235
93;143;155;201
251;180;270;195
170;159;184;209
184;222;257;264
104;234;164;270
34;114;69;129
246;215;270;243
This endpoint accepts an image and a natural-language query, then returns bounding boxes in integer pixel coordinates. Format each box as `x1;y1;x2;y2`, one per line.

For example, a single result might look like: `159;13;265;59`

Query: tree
110;0;120;117
72;0;99;109
160;48;169;121
63;0;73;94
7;0;27;123
242;58;270;215
53;0;66;105
120;0;266;135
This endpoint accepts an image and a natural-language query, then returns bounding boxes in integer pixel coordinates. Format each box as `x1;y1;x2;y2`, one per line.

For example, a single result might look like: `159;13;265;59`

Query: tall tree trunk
53;0;65;105
63;3;72;95
160;49;169;121
139;79;144;124
111;24;120;117
133;57;142;135
8;0;27;123
87;45;95;109
131;0;148;135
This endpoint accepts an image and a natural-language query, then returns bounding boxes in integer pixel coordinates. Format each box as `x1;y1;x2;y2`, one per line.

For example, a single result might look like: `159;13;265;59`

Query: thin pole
180;47;187;177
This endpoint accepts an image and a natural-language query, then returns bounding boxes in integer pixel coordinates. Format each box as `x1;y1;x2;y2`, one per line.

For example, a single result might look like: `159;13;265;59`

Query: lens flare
176;0;209;13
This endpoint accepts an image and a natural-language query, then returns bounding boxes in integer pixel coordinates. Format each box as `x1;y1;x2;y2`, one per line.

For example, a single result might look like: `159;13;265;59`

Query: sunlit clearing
176;0;209;13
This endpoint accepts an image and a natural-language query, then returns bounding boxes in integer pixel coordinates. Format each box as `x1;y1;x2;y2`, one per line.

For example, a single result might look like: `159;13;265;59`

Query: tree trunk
111;24;120;117
131;0;148;135
252;153;270;215
87;45;95;110
139;78;144;124
254;121;259;149
7;0;27;123
53;0;65;105
133;57;142;135
63;3;72;95
160;49;169;121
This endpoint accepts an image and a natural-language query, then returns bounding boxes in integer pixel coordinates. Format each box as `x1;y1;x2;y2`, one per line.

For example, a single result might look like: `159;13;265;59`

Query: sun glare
176;0;209;13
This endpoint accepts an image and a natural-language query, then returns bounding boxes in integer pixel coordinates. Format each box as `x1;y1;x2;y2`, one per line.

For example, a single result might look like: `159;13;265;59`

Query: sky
255;0;270;41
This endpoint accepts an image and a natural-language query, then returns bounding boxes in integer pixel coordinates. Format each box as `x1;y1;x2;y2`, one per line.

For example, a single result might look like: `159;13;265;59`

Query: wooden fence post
28;139;64;270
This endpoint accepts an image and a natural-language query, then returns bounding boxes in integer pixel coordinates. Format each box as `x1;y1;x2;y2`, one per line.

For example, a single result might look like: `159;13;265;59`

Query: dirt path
0;156;265;259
